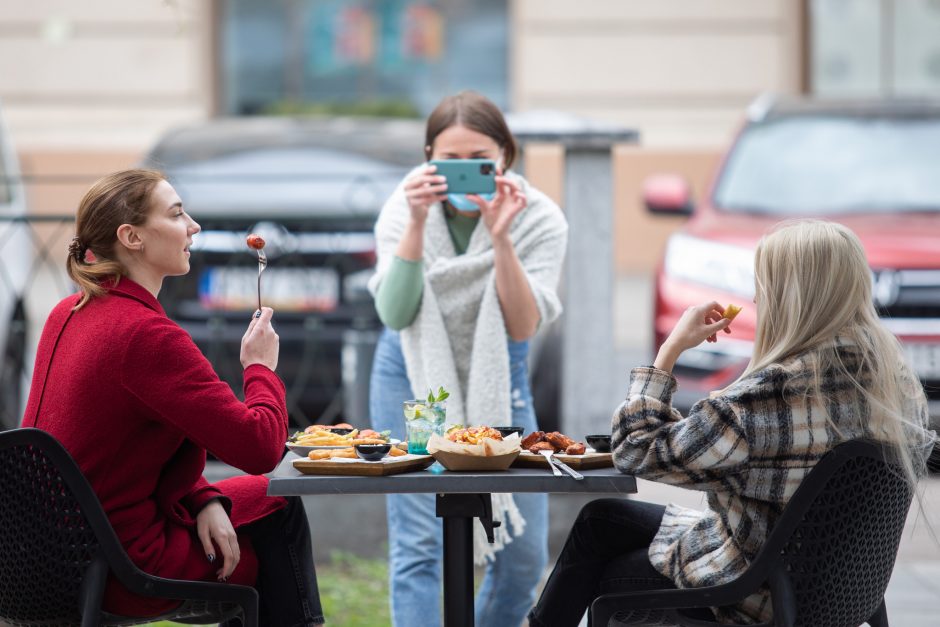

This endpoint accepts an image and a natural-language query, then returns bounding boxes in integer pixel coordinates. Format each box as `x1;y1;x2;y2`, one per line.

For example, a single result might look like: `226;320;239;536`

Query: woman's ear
115;224;144;253
424;145;432;161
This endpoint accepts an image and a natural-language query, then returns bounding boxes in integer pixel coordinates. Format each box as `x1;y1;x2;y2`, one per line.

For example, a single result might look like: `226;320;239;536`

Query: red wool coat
22;279;289;617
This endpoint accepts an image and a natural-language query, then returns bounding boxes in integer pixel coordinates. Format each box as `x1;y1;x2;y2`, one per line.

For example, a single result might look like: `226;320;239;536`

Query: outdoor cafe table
268;452;638;627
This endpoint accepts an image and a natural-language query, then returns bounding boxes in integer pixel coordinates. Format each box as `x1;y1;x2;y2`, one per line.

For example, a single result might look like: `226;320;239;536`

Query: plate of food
512;431;614;469
286;425;399;456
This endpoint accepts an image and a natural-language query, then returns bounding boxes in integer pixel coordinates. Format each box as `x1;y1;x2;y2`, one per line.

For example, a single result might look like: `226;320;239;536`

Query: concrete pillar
509;111;638;438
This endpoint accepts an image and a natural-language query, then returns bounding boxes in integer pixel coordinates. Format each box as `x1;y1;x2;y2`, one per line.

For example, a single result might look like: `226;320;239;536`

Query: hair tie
68;237;88;263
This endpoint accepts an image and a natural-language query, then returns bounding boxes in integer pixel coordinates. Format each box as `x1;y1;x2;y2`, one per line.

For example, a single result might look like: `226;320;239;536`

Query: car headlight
664;233;755;297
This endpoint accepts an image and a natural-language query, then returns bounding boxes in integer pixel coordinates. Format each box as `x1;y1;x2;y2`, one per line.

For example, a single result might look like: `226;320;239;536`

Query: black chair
591;439;914;627
0;427;258;627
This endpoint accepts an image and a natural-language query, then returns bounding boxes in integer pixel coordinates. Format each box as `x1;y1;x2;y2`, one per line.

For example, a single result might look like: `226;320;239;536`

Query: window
810;0;940;96
220;0;509;116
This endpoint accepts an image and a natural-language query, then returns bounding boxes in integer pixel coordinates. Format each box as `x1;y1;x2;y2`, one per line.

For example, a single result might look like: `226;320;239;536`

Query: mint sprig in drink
404;387;448;455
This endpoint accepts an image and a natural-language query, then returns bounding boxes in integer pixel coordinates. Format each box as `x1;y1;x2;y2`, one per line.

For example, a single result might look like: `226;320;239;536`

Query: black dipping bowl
585;434;611;453
328;427;354;436
355;443;391;461
494;426;524;438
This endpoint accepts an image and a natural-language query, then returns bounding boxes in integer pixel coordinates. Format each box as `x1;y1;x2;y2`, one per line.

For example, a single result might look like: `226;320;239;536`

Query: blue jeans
370;329;549;627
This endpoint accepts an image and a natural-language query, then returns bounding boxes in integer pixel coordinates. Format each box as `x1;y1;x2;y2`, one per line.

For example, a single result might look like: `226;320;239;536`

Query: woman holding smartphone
368;91;568;627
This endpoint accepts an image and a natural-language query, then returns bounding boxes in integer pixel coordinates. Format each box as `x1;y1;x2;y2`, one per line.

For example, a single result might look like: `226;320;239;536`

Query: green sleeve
374;256;424;330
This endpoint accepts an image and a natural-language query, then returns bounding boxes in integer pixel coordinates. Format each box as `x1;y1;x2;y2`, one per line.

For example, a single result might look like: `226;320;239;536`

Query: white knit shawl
368;169;567;563
368;169;568;428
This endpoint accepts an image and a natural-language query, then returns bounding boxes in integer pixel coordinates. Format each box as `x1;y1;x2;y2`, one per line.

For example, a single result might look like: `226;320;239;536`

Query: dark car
645;95;940;438
142;117;423;428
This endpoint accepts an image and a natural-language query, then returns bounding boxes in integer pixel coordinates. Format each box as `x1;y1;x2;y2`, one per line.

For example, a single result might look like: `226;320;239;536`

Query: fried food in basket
523;430;589;455
446;426;504;444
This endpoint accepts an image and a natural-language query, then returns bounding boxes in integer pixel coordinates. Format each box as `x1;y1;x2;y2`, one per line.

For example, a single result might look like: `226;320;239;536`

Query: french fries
291;429;389;447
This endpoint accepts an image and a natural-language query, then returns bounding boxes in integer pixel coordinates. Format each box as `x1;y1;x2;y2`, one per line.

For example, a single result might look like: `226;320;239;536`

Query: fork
255;247;267;317
539;449;563;476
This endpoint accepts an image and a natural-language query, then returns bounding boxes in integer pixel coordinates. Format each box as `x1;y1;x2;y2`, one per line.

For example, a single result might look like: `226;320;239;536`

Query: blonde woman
529;219;934;626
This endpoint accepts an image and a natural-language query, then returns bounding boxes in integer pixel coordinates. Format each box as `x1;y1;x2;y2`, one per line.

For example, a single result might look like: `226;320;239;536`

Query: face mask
447;192;494;213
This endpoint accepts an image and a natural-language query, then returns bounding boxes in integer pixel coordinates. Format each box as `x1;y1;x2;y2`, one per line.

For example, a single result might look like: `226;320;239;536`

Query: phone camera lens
480;163;493;175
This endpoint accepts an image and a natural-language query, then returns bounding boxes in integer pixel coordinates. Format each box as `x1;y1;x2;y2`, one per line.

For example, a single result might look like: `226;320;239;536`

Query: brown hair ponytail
67;169;166;310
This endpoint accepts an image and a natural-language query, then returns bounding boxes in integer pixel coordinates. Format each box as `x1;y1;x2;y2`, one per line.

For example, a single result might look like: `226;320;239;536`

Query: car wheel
0;299;26;430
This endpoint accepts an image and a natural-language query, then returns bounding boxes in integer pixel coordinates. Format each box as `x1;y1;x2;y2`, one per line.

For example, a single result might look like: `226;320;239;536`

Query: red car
646;95;940;434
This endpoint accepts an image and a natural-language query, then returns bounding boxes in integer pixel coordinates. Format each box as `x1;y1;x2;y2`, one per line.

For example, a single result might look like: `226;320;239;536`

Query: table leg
436;494;502;627
441;513;474;627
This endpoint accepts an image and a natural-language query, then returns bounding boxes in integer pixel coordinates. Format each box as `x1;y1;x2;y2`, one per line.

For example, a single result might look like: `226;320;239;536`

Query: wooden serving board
512;451;613;470
292;455;435;476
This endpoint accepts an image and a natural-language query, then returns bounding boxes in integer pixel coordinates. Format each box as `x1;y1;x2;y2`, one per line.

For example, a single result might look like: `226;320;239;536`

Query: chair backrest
755;439;913;627
0;428;134;625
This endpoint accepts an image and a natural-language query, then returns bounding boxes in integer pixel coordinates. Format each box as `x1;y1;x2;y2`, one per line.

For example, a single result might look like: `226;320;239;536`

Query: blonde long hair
737;219;933;483
66;169;165;310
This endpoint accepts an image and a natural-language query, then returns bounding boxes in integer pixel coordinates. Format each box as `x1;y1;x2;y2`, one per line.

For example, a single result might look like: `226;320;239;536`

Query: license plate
903;343;940;380
199;267;339;312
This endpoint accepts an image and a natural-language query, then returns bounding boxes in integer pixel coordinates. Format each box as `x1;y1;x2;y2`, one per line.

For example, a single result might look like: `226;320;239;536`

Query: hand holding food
654;301;733;372
239;306;279;370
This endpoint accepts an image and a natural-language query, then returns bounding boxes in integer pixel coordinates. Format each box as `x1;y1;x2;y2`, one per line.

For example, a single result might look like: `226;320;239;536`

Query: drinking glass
403;399;446;455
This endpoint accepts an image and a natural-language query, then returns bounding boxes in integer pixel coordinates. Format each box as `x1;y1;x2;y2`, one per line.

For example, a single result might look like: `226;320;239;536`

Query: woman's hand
653;301;732;372
403;164;447;224
240;307;279;371
472;175;527;244
196;499;241;582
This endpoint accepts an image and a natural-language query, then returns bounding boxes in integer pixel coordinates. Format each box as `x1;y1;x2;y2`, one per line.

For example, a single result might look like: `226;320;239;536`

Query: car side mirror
643;174;693;216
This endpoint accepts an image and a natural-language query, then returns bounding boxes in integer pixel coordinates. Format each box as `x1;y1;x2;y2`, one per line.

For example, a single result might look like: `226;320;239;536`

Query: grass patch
141;550;390;627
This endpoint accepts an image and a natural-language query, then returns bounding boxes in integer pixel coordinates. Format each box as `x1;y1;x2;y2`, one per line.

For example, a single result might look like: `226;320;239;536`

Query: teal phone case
429;159;497;194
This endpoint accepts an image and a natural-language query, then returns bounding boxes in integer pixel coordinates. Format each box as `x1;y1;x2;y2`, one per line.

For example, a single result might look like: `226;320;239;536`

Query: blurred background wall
2;0;940;327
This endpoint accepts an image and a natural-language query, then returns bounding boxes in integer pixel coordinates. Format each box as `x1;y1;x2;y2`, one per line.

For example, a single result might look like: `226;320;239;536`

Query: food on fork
722;303;742;321
246;233;266;250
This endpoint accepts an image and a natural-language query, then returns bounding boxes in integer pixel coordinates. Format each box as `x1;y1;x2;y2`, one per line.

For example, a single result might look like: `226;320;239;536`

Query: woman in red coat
22;169;324;625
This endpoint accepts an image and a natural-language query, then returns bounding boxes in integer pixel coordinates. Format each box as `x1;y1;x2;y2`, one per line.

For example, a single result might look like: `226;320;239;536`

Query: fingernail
208;554;215;563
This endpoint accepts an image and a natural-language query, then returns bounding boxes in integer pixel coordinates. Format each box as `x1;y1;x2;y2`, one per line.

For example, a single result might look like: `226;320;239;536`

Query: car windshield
714;115;940;216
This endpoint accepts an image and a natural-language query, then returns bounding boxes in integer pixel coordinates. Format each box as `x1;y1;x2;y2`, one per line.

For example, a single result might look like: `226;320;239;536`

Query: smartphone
429;159;497;195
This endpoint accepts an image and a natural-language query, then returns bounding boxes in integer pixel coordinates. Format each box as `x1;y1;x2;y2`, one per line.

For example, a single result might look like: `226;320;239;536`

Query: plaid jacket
612;341;929;623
